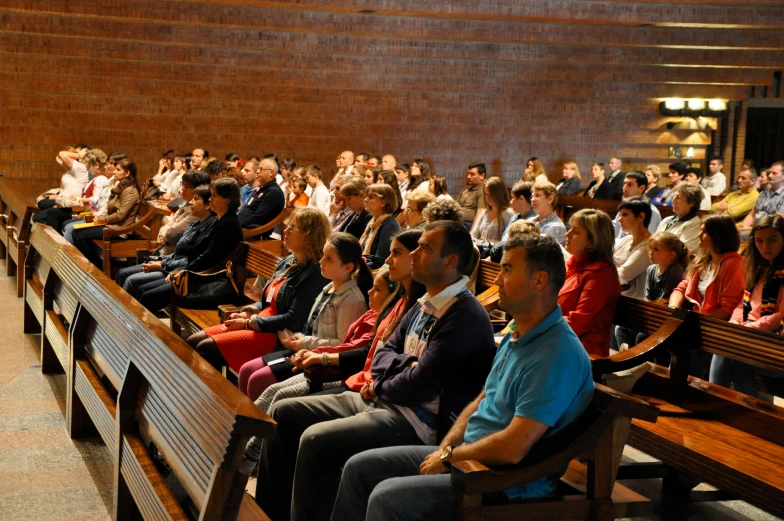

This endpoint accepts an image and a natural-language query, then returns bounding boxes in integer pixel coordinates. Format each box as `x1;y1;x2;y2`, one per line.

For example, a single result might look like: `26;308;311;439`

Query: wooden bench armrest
592;310;687;378
452;385;658;495
243;208;291;239
218;305;242;322
102;211;158;239
238;493;272;521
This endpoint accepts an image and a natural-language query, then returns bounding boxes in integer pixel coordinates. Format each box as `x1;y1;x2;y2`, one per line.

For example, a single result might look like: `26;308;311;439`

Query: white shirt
308;182;331;216
55;160;89;207
701;172;726;197
698;185;712;211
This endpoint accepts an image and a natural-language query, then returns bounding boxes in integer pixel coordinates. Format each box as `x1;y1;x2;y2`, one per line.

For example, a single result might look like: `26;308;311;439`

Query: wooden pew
94;201;167;277
593;301;784;518
169;240;287;337
23;223;276;520
243;207;291;240
1;183;39;296
556;194;620;224
452;384;658;521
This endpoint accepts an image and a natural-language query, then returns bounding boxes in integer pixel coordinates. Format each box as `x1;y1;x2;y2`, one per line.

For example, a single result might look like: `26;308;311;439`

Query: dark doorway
745;107;784;170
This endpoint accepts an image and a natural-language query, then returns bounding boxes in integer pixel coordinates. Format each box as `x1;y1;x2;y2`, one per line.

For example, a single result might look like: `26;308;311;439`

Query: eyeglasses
260;168;275;173
404;207;420;213
284;224;300;233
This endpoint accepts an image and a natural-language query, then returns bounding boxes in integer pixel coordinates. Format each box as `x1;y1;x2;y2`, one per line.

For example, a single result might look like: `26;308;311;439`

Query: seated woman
359;184;400;267
238;232;372;400
651;162;686;206
559;208;621;357
71;158;141;268
242;230;427;462
556;161;583;195
115;184;217;303
429;175;452;200
644;165;663;201
710;215;784;399
655;182;703;255
531;182;566;246
583;162;614;200
669;213;744;376
34;149;106;230
613;197;652;299
129;177;243;311
404;191;435;229
470;176;514;246
338;179;371;239
186;207;331;371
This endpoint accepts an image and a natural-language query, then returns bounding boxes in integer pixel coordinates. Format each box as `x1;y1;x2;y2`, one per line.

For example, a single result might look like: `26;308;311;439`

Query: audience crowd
38;144;784;520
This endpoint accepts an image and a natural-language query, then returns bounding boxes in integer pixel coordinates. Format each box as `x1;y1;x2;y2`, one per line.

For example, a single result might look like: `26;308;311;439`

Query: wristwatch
440;445;453;469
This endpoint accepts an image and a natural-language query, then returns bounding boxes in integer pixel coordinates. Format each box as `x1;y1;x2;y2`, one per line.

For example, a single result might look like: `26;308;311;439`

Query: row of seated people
113;194;783;521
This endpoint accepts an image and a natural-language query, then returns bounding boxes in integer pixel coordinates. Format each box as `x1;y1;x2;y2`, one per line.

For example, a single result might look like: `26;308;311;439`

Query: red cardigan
558;257;620;357
672;252;745;316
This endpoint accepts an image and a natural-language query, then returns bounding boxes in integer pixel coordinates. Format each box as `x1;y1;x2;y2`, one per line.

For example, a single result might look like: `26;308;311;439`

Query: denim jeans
710;354;782;400
331;445;455;521
116;264;164;298
256;391;421;521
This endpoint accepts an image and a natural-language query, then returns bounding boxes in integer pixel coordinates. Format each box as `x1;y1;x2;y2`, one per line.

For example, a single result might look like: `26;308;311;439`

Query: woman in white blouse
613;197;653;298
470;176;514;245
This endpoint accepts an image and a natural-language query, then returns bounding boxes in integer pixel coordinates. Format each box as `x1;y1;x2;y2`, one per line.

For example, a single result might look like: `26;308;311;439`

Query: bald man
381;154;397;171
332;150;356;189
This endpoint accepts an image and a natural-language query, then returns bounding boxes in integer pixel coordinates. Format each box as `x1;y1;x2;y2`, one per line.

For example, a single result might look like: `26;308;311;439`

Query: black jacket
557;177;583;196
248;256;329;335
339;210;372;240
161;215;218;273
237;179;285;238
181;212;243;273
583;178;616;201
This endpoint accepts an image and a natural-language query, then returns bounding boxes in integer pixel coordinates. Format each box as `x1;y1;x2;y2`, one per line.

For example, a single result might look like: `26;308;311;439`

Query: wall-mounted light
659;97;729;118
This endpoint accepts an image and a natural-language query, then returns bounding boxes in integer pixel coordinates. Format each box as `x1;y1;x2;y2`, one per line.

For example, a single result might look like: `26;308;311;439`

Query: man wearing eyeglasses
237;157;285;239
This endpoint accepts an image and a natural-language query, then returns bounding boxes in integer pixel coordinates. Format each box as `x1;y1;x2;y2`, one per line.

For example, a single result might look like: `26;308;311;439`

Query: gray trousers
256;391;422;521
331;445;455;521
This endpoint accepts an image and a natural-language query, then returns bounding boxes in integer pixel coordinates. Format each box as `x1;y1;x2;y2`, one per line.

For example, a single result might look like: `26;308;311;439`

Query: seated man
237;156;285;238
256;221;497;521
612;170;662;238
330;234;595;521
710;167;758;223
738;161;784;239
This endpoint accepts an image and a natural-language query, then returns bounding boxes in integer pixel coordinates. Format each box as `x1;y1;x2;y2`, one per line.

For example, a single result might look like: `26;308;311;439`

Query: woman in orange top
558;208;621;357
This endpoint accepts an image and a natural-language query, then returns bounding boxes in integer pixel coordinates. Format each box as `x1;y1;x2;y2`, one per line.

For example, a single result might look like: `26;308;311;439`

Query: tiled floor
0;263;780;520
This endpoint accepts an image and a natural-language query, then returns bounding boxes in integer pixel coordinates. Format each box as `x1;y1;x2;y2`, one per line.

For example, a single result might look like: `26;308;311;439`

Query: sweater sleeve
725;191;759;220
562;269;617;338
373;219;399;260
680;219;702;255
672;277;689;299
745;285;784;331
372;300;492;406
251;275;328;334
617;243;651;285
716;256;746;316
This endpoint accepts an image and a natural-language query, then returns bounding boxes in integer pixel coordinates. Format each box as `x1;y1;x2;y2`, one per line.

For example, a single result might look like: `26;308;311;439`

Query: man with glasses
237;157;285;239
738;161;784;240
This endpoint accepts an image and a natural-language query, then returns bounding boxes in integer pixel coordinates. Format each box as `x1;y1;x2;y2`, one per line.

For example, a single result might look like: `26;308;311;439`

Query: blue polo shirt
463;306;594;500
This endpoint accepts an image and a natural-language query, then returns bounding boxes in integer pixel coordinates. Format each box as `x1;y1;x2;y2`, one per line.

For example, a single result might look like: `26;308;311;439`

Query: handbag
170;244;249;309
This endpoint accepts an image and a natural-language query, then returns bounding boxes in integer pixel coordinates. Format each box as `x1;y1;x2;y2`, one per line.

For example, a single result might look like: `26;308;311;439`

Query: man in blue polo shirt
330;234;595;521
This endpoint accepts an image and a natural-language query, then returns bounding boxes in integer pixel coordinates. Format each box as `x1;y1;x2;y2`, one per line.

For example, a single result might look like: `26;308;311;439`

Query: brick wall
0;1;779;194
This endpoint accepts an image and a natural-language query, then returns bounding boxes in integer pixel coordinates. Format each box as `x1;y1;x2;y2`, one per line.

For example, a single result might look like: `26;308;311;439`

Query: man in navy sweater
256;221;496;521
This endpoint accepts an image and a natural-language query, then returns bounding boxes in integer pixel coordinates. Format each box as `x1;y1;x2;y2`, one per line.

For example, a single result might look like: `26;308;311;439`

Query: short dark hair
225;152;240;162
468;162;486;176
369;155;382;164
162;149;176;161
205;159;226;177
75;142;90;150
669;162;687;176
210;177;241;213
617;196;652;228
685;167;703;180
280;158;296;171
624;171;648;189
263;153;279;165
710;156;724;165
504;234;566;296
511;181;533;204
181;170;210;188
193;185;212;206
356;152;369;163
424;220;474;274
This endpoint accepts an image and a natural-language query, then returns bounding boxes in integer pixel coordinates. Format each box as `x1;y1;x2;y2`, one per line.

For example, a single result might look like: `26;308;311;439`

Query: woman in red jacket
558;208;620;357
669;213;745;376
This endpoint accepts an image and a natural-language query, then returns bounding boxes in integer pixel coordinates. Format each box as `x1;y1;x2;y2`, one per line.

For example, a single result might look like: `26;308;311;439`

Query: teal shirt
463;306;595;499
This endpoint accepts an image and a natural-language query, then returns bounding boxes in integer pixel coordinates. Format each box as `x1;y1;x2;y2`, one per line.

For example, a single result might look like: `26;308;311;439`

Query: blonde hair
563;161;581;181
365;184;399;214
648;232;689;269
286;207;332;264
569;208;616;268
645;165;662;182
406;190;435;212
82;149;107;167
507;220;539;239
533;181;558;207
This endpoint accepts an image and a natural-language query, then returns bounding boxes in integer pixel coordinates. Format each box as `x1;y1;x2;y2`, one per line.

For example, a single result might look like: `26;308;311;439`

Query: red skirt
205;307;277;372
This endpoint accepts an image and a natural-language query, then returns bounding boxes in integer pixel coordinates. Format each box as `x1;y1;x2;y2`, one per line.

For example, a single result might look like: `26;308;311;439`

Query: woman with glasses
359;184;401;267
404;191;435;229
655;182;703;255
186;207;330;371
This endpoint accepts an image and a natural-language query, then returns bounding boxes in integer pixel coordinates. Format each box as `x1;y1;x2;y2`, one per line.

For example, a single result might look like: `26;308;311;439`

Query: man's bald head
381;155;397;171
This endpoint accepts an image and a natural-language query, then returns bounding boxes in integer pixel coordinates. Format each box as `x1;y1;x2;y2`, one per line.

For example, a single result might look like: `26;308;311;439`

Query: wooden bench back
556;194;620;223
693;313;784;375
245;241;285;281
